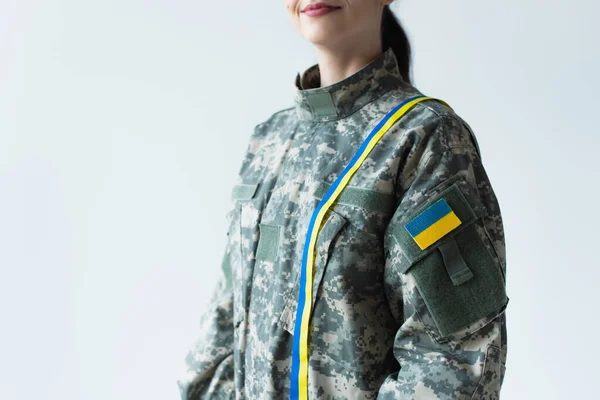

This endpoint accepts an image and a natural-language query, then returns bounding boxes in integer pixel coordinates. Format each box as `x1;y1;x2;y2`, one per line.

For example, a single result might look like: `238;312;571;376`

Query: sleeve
177;121;266;399
377;114;509;399
176;232;236;400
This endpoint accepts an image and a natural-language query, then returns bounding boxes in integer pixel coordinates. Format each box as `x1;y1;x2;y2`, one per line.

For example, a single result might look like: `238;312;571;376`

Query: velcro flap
390;177;485;274
231;182;259;201
313;180;396;214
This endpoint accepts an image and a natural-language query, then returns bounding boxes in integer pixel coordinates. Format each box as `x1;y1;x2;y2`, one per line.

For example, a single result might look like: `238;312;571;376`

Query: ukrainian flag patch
404;198;462;250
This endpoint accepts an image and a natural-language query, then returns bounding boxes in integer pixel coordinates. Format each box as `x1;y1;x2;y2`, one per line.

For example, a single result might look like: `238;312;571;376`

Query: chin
301;28;342;47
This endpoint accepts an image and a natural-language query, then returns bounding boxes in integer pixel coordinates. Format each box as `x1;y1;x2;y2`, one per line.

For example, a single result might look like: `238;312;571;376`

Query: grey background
0;0;598;399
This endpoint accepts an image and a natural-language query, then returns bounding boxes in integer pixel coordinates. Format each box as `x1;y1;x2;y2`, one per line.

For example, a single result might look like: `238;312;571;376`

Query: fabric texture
178;47;508;400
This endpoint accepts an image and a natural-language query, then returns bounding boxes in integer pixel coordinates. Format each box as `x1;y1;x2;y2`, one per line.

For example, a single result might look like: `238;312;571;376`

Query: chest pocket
228;182;260;328
276;208;347;334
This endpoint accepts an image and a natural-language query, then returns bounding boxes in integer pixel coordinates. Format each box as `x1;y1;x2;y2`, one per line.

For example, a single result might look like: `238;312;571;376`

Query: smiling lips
301;2;342;17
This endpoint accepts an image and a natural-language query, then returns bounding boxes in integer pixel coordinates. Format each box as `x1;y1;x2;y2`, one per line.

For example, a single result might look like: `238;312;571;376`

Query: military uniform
178;47;508;400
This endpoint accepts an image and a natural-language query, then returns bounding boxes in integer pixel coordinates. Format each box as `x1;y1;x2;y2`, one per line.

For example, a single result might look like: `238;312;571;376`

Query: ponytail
381;5;412;84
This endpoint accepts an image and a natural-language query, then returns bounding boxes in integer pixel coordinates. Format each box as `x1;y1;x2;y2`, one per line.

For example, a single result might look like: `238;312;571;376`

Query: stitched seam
307;344;376;376
402;141;476;202
333;201;395;216
344;219;381;240
470;344;502;399
415;113;481;164
264;106;295;122
399;115;452;192
393;105;441;193
481;225;506;281
278;212;346;334
423;107;480;157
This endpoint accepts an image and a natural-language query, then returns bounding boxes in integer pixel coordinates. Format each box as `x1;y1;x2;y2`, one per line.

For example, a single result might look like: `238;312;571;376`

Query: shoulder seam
268;105;295;120
252;105;295;134
256;105;295;128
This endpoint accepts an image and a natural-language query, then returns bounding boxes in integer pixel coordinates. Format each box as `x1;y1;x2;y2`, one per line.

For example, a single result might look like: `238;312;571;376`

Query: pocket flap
313;180;396;214
256;223;283;263
389;176;486;274
231;182;259;201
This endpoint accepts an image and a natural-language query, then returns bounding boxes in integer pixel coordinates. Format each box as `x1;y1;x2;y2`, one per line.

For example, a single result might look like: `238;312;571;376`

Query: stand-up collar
293;47;406;122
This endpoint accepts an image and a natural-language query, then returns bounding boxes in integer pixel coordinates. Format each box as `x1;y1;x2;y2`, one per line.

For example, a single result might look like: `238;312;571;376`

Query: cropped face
284;0;394;49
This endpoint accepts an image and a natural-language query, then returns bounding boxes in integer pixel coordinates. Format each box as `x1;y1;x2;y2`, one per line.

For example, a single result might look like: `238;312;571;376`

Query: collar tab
303;91;337;118
293;47;406;122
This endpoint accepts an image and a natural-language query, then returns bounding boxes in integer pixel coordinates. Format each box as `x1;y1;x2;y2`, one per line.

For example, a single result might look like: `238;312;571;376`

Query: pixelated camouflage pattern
178;47;508;399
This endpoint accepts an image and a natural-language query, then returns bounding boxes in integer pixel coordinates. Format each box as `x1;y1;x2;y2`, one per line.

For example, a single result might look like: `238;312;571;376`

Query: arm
177;219;236;399
378;115;508;399
177;121;266;399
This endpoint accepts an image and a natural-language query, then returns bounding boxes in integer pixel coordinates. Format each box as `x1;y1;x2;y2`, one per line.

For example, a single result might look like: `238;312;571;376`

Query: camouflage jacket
178;47;508;400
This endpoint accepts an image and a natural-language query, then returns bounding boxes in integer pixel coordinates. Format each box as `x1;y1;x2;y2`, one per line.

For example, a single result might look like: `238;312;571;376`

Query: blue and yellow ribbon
290;95;452;399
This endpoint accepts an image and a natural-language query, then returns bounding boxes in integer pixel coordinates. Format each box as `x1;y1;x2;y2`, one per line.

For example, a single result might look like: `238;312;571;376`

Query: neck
294;47;409;122
313;40;383;88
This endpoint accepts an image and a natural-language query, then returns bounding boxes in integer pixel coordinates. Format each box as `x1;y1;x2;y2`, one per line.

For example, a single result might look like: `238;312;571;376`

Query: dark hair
381;5;412;84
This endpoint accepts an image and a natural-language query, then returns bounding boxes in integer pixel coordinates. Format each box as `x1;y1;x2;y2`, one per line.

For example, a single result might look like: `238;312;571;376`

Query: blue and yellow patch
404;198;462;250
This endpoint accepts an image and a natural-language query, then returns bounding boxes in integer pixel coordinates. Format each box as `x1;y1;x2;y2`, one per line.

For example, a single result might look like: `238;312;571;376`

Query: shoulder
377;87;481;157
413;98;477;151
251;106;296;140
235;105;297;177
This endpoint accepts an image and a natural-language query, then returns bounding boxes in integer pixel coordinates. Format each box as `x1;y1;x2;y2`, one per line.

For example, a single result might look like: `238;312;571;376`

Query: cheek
284;0;301;30
283;0;299;13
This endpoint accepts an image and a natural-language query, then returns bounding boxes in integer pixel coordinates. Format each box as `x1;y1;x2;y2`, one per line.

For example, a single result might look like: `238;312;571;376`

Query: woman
178;1;508;399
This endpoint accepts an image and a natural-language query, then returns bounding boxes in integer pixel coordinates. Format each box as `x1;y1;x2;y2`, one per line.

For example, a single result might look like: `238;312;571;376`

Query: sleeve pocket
389;176;508;340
